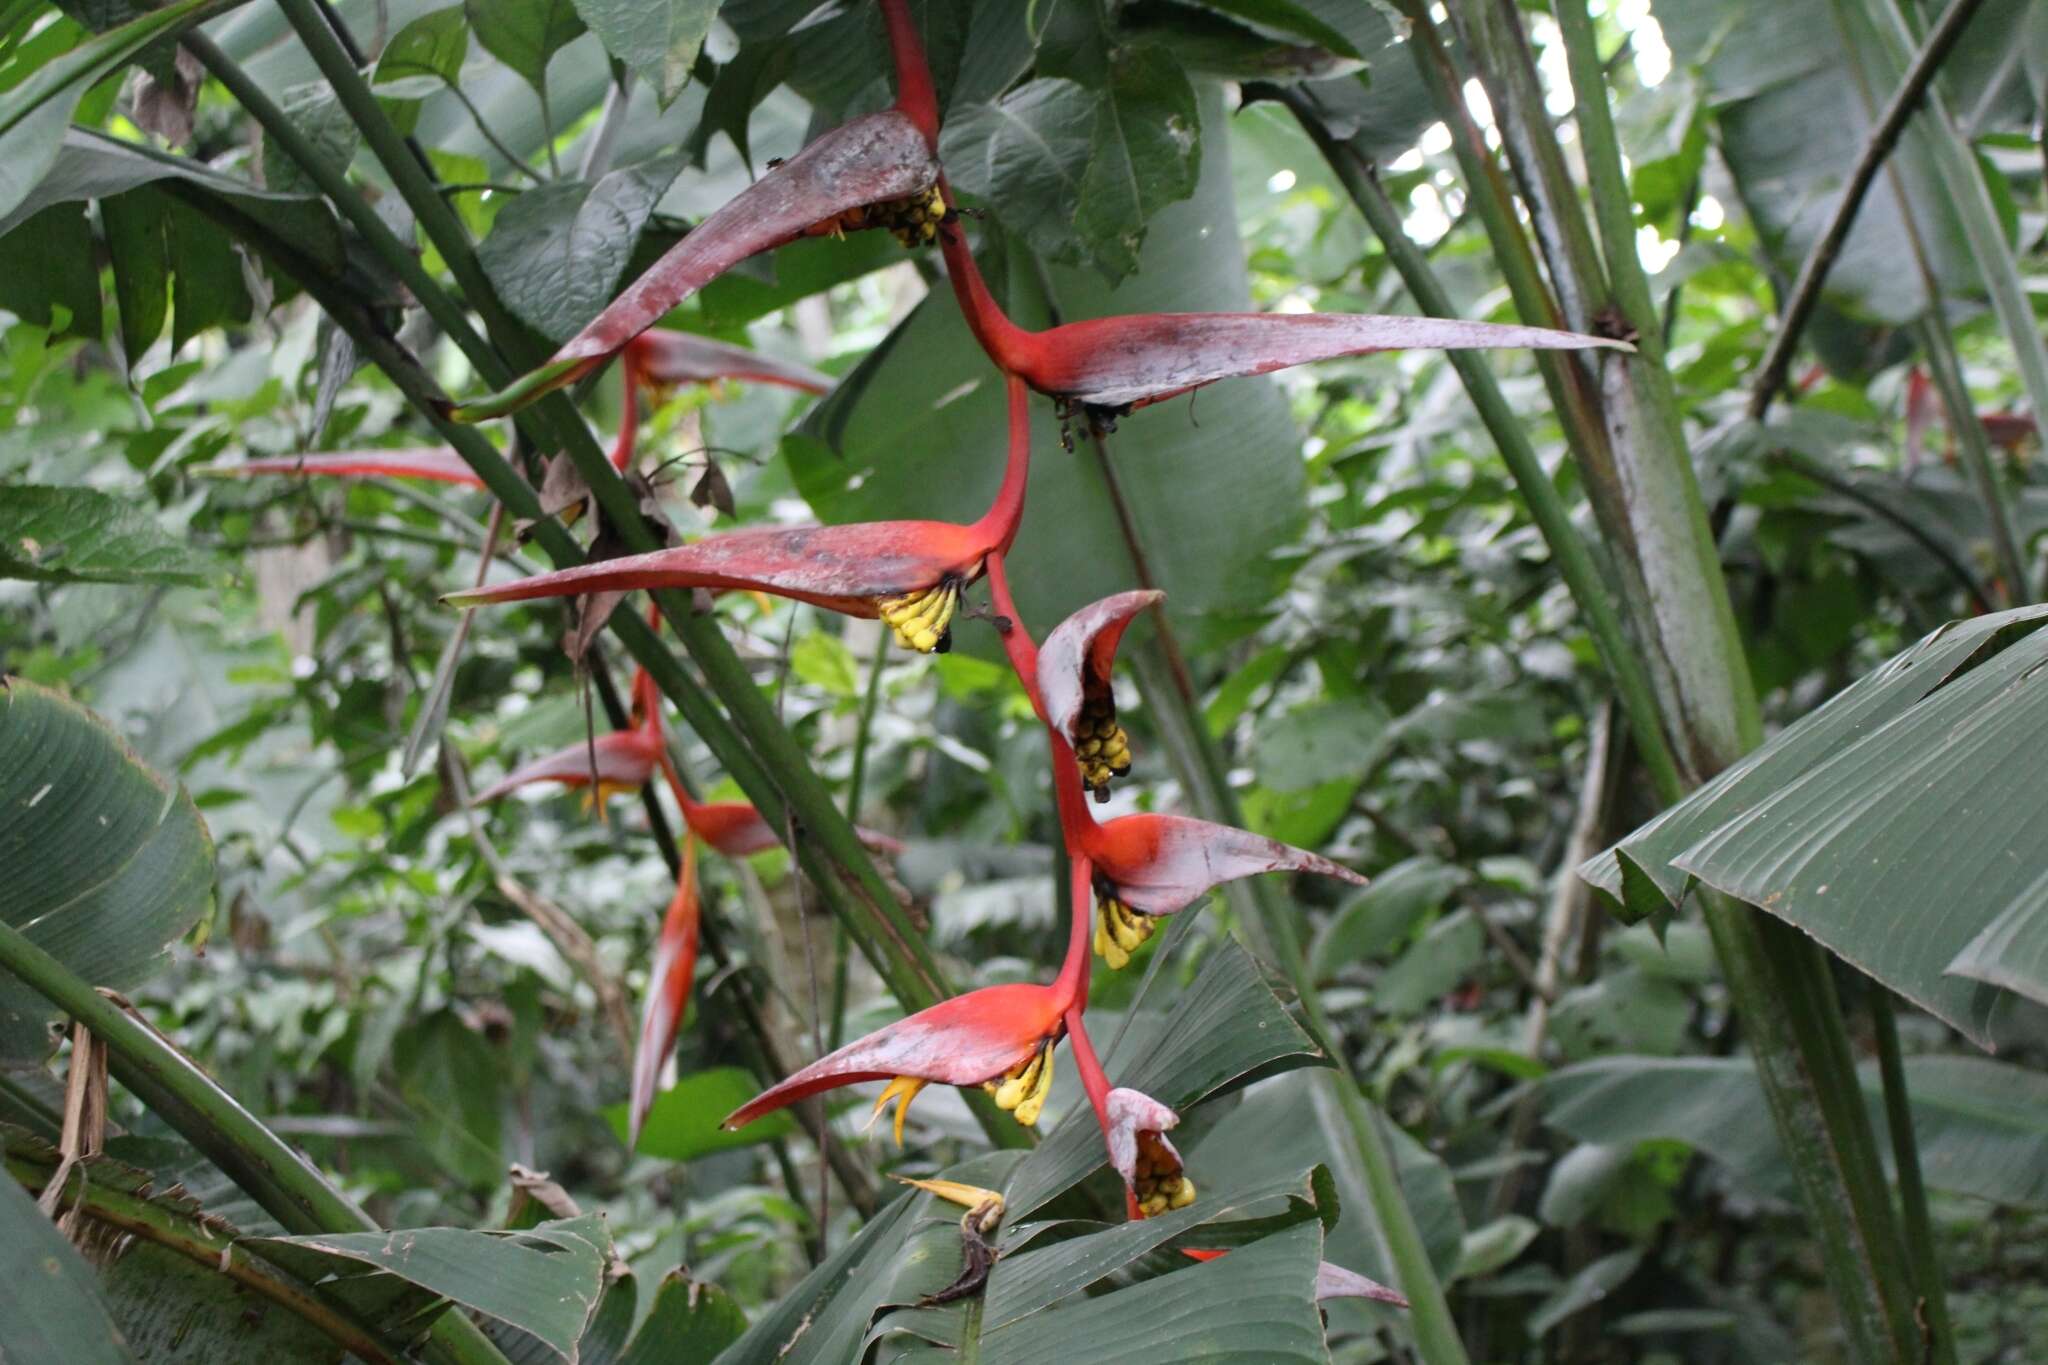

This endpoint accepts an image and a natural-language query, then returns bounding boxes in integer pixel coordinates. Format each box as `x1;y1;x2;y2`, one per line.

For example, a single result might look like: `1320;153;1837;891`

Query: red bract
940;223;1629;425
657;757;903;860
1105;1087;1194;1218
1038;589;1161;798
628;329;830;396
722;981;1069;1144
629;833;702;1146
447;374;1034;655
469;719;664;808
450;113;940;421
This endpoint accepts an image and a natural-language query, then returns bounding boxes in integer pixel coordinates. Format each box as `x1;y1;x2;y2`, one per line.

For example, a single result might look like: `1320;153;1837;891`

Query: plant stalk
0;922;513;1365
1871;992;1957;1365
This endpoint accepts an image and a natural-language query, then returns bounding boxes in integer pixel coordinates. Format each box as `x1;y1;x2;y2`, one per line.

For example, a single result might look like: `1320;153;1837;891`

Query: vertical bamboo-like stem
1544;6;1924;1357
1871;991;1956;1365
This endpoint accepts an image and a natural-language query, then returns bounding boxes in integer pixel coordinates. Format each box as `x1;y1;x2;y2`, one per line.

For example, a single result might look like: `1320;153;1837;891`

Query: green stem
0;921;512;1365
1279;93;1685;805
1917;314;2027;605
9;1156;406;1365
1871;992;1956;1365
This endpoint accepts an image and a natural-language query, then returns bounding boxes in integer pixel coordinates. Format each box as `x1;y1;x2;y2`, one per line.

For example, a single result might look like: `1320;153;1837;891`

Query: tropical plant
3;0;2047;1362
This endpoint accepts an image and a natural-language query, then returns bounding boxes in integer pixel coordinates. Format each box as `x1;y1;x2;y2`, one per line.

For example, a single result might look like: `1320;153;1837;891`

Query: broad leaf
0;1171;136;1363
1651;0;1990;326
1310;857;1468;980
0;678;215;1062
478;156;687;344
617;1270;745;1363
373;6;470;94
467;0;586;95
1543;1054;2048;1208
571;0;716;107
943;43;1199;282
0;0;242;222
604;1064;797;1160
1001;937;1322;1220
1582;606;2048;1047
0;485;221;586
247;1214;610;1361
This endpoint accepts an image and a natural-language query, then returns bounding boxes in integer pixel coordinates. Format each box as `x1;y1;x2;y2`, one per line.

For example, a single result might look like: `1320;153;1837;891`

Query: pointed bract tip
892;1176;1003;1212
448;357;590;423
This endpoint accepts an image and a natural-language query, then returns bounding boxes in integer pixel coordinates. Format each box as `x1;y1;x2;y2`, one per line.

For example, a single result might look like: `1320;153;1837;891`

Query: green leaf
1192;1070;1467;1284
1374;908;1484;1016
941;43;1200;282
1073;43;1201;282
392;1011;504;1190
1179;0;1364;58
793;82;1303;639
1528;1249;1644;1338
99;188;167;362
477;156;686;343
618;1270;745;1364
0;203;101;340
373;6;470;94
571;0;716;107
1001;937;1322;1221
1311;857;1467;979
259;82;359;198
604;1066;796;1160
0;0;240;223
0;128;346;276
467;0;587;95
0;1173;137;1363
1455;1214;1539;1280
247;1215;610;1361
1253;697;1390;791
1584;606;2048;1046
789;630;862;699
0;485;221;586
0;678;215;1063
1542;1053;2048;1208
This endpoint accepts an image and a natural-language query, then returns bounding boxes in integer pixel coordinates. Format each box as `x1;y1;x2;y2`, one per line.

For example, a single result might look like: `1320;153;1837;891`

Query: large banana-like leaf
0;1157;136;1364
0;678;215;1063
1582;606;2048;1048
1542;1054;2048;1209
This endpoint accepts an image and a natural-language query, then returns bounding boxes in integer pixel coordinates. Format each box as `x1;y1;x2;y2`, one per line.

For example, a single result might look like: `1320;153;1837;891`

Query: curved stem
937;219;1036;376
877;0;938;147
983;553;1041;702
1062;1005;1113;1133
1051;855;1096;1011
971;373;1035;551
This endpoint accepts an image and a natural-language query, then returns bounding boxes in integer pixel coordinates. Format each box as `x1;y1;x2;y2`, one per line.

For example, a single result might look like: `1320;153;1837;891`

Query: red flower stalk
450;50;941;422
937;221;1630;430
724;854;1097;1143
446;374;1035;655
1182;1250;1409;1308
629;832;702;1145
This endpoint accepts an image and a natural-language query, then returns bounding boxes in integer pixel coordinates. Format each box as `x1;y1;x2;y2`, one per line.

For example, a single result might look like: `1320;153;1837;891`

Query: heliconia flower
446;374;1035;655
1181;1249;1409;1308
1038;589;1161;799
626;329;830;397
722;980;1070;1144
450;105;940;420
938;222;1630;432
629;833;702;1146
1044;724;1365;969
470;667;666;809
656;755;904;860
1105;1087;1195;1218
